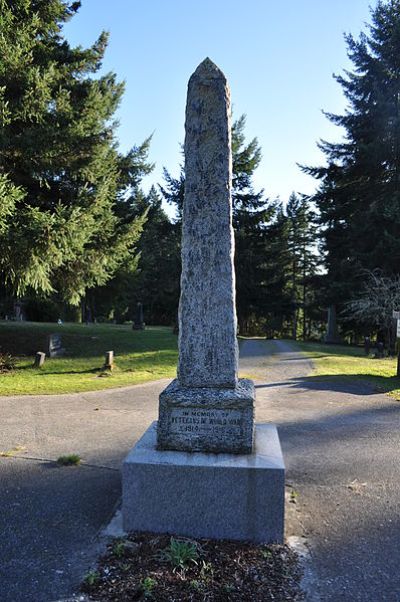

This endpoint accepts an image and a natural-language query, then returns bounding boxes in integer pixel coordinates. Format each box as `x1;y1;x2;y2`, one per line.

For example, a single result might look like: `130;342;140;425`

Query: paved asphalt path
1;339;400;601
242;339;400;602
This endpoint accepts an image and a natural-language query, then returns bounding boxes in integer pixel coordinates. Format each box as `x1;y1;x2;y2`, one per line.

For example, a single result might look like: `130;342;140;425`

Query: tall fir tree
0;0;152;307
302;0;400;322
231;116;277;333
128;186;181;325
286;192;319;339
160;115;283;333
260;203;292;337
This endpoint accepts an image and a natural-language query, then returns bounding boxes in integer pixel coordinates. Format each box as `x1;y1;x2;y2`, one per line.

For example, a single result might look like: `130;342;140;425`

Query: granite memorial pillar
122;59;285;543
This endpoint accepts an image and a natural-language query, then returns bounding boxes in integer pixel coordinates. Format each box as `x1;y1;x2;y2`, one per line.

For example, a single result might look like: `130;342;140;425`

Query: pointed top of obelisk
191;57;227;82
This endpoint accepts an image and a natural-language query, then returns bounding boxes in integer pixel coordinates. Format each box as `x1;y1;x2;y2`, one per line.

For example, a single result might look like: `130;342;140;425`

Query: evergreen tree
128;187;181;325
231;116;277;333
303;0;400;316
161;115;281;333
286;193;319;339
260;203;293;338
0;0;152;306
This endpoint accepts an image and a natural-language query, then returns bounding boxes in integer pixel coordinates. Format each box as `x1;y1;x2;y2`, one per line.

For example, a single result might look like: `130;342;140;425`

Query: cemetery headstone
47;334;65;358
103;350;114;371
85;306;93;325
123;59;285;543
133;302;145;330
324;304;340;343
33;352;46;368
376;341;385;359
14;302;25;321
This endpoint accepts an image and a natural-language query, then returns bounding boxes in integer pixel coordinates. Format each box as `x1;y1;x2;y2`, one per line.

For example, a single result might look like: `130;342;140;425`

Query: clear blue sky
63;0;374;205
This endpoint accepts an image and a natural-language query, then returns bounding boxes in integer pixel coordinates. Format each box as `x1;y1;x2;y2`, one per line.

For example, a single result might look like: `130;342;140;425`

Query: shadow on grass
255;373;400;397
278;353;351;361
31;368;101;376
0;322;178;359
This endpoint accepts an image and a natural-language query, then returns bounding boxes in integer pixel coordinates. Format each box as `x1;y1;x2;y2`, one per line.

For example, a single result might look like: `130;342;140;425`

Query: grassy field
0;321;178;395
293;340;400;400
2;323;400;399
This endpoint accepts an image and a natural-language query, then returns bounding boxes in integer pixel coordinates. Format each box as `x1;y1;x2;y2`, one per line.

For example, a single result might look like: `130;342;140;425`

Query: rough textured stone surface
123;422;285;543
156;58;255;455
157;378;254;453
178;57;238;388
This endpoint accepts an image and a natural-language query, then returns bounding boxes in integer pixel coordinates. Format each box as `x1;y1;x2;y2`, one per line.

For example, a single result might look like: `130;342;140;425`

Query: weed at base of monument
80;531;305;601
112;541;126;558
111;538;140;558
189;579;201;591
140;576;157;598
156;537;200;573
57;454;81;466
84;570;100;586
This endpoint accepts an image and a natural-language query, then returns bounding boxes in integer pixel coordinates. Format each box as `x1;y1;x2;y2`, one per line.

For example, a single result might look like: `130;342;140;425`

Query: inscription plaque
168;407;244;437
157;379;254;453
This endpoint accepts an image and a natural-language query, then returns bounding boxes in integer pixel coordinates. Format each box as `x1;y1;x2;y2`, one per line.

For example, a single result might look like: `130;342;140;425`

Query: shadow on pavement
255;374;400;396
0;451;123;602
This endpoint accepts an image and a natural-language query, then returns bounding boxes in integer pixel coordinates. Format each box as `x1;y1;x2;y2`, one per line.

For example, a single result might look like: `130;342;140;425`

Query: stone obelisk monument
122;59;284;543
179;57;237;389
157;58;254;454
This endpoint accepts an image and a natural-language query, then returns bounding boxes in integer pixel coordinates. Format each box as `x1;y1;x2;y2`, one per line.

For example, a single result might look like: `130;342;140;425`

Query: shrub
0;352;16;372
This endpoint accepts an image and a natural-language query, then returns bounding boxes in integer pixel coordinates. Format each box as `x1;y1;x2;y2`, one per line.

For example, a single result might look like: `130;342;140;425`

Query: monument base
157;378;254;454
122;422;285;543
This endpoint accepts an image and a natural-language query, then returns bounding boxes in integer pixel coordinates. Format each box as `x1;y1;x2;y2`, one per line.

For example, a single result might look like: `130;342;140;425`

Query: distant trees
154;117;320;335
302;0;400;341
344;270;400;351
286;193;320;340
158;116;276;333
0;0;151;309
231;116;277;333
0;2;326;334
127;187;181;325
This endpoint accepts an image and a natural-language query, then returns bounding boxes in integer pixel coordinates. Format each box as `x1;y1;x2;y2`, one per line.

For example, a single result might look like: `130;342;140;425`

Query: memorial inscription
168;407;244;436
158;378;254;453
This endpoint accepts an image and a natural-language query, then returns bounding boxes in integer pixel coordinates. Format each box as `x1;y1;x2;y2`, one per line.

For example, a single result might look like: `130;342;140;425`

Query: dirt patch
81;532;304;601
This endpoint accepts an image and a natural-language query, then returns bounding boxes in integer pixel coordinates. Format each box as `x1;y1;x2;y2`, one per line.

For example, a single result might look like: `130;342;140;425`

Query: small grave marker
47;334;65;358
103;350;114;371
133;302;145;330
33;352;46;368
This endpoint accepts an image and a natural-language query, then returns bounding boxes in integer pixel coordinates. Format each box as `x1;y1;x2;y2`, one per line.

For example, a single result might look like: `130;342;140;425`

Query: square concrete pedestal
122;422;285;543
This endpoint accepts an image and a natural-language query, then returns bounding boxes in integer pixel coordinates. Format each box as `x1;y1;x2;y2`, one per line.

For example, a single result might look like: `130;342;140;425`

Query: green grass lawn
293;340;400;400
0;321;178;395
